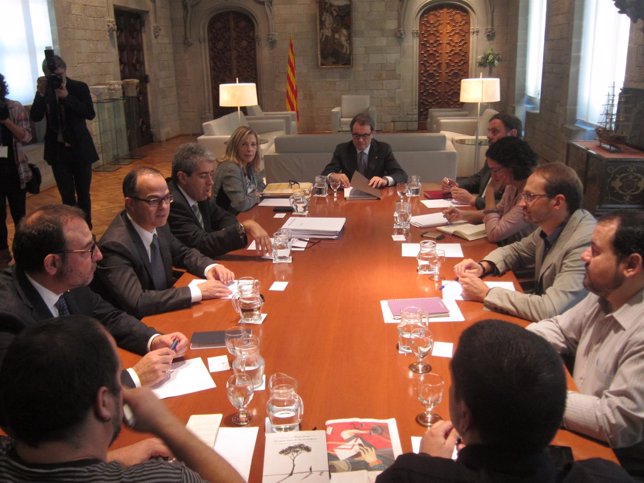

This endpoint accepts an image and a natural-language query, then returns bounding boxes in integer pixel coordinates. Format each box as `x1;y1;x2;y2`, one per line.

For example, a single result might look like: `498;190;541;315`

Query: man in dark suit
0;204;187;387
29;54;98;225
322;113;407;188
167;143;272;257
94;167;234;318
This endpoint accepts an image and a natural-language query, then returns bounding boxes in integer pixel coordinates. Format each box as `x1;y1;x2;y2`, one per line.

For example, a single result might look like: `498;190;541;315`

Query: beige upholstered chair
246;105;298;134
331;95;377;132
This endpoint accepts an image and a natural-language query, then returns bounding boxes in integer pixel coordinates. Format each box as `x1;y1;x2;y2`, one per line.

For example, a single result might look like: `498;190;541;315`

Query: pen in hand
169;337;179;352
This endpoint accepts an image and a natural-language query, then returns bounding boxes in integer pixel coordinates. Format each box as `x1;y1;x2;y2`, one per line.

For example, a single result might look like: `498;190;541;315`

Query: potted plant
478;48;502;75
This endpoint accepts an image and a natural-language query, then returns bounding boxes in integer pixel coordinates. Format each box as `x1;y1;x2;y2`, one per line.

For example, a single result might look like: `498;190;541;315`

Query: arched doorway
417;4;470;127
207;11;259;119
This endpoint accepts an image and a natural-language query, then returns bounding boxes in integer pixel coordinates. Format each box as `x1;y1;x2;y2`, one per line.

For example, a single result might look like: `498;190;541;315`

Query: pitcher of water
232;336;265;389
266;373;304;432
232;292;264;324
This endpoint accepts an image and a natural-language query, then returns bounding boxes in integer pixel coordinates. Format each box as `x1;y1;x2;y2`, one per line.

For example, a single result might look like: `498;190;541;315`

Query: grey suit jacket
167;179;246;258
482;209;596;321
321;138;408;184
93;211;215;318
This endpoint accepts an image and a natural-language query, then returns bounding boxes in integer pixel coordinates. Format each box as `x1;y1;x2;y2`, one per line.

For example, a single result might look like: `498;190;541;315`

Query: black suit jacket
0;267;157;385
93;211;216;318
167;179;247;258
29;77;99;165
321;138;407;184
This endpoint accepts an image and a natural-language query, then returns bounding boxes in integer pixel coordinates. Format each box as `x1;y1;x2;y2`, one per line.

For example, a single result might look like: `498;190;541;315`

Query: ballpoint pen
169;337;179;352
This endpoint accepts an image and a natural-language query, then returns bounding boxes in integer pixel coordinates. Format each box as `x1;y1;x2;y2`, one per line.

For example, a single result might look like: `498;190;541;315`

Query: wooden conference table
114;185;616;480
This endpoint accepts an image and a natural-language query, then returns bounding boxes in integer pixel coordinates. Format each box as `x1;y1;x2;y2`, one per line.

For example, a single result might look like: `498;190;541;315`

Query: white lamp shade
459;78;501;103
219;82;258;107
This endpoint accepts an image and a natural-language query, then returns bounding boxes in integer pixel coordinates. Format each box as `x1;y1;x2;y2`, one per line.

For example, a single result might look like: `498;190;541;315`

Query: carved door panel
207;11;258;119
418;5;470;128
115;9;153;146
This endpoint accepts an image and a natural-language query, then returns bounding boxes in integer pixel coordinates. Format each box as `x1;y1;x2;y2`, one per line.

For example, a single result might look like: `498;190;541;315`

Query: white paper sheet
420;199;453;209
214;426;259;482
432;341;454;358
441;280;516;301
189;279;237;299
152;358;216;399
401;243;464;258
207;355;230;372
380;299;464;323
186;414;222;447
269;281;288;291
259;198;291;207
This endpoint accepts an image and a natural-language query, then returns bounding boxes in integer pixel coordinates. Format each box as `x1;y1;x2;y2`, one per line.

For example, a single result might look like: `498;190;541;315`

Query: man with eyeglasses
322;113;407;188
167;143;272;257
0;204;186;388
93;167;234;318
453;162;596;321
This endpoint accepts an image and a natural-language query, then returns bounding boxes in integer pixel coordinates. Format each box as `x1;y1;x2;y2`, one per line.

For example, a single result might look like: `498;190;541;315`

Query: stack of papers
281;217;346;239
410;212;461;228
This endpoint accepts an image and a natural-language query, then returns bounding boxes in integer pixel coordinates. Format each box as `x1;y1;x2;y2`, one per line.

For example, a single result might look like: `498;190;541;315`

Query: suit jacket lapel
15;268;56;319
122;213;161;288
199;201;212;231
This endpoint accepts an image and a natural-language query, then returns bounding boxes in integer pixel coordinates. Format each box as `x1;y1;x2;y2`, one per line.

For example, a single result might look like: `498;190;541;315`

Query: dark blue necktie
149;234;167;290
55;294;70;316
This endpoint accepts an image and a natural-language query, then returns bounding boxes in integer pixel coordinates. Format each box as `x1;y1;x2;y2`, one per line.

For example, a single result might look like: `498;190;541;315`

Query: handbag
26;163;42;194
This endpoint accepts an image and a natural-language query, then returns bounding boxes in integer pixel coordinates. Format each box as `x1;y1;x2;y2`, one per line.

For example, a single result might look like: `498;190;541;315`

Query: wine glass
329;177;342;201
409;326;434;374
416;372;444;427
227;373;255;425
396;181;409;199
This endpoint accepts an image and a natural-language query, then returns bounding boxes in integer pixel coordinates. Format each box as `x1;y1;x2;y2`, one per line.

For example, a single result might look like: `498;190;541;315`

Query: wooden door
418;5;470;128
115;9;153;146
207;11;258;119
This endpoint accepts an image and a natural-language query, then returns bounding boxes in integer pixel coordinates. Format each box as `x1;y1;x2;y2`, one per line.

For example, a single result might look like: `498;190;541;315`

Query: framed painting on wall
317;0;352;67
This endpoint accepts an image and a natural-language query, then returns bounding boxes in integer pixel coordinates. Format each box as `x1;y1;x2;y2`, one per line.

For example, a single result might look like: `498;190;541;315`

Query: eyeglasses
55;238;99;257
489;166;507;174
194;171;215;181
520;192;549;203
130;194;174;207
351;132;372;140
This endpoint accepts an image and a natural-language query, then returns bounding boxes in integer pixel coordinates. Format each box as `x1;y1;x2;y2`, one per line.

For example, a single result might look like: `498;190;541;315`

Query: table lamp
219;78;258;124
460;76;500;171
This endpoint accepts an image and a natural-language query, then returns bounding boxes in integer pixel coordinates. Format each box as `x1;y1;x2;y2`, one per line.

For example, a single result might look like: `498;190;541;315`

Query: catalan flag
286;36;299;122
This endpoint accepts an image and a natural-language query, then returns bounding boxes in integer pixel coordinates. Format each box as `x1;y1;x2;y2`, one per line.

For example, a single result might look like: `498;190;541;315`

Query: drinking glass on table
408;175;421;197
329;177;342;201
314;175;328;197
393;200;411;236
272;230;292;264
226;373;254;426
427;248;445;282
396;181;409;199
416;372;444;427
409;326;434;374
290;190;309;215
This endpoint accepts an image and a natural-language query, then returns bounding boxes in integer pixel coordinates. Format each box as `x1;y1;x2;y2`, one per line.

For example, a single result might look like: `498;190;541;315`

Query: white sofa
263;133;456;184
197;112;287;161
246;105;297;134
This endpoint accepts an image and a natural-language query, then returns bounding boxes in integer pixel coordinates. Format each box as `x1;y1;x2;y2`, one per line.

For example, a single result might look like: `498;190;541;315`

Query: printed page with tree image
263;430;329;483
325;418;402;478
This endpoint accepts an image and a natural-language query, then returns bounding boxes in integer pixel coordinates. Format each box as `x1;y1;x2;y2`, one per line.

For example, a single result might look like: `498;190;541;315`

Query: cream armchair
331;95;377;132
246;105;298;134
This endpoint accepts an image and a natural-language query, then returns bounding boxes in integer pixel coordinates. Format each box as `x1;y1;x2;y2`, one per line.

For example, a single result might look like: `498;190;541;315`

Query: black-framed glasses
130;194;174;207
351;132;372;140
54;237;99;257
520;192;549;203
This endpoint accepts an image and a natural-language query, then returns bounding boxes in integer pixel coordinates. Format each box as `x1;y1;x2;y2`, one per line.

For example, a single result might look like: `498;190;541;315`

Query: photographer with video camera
30;49;98;226
0;73;32;268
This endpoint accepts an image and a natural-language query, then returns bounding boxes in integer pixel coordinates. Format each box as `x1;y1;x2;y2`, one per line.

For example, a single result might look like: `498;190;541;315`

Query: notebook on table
387;297;450;318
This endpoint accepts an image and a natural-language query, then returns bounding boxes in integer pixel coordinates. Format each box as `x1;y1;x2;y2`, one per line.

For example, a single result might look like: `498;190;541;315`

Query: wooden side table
565;141;644;215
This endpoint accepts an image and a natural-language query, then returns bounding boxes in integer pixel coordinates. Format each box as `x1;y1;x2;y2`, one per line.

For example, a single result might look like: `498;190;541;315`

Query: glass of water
227;373;255;426
396;181;409;199
416;372;444;427
417;240;437;274
272;230;292;264
329;177;342;201
408;175;421;197
409;326;434;374
397;306;424;354
314;175;328;197
393;200;411;236
289;190;309;215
